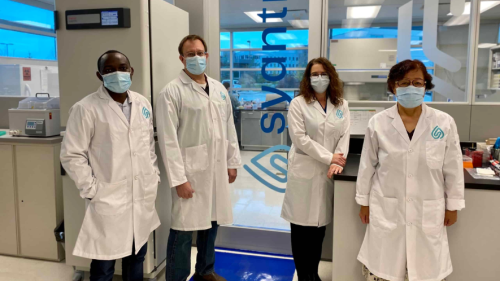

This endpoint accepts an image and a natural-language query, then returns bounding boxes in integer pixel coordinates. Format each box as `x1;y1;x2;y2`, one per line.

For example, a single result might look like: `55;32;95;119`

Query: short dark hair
178;35;207;56
388;59;435;94
97;50;131;73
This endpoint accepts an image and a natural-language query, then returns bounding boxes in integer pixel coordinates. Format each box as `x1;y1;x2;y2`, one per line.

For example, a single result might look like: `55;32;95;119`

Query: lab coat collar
178;70;210;100
388;103;432;145
97;85;131;127
311;97;333;117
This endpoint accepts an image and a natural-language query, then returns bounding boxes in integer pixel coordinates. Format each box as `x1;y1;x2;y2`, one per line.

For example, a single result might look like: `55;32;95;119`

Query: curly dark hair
299;57;343;107
388;59;435;94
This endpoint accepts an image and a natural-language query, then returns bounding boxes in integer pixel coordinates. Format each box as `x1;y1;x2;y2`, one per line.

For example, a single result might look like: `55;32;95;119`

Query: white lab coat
281;96;350;227
356;104;465;281
156;70;242;231
61;86;160;260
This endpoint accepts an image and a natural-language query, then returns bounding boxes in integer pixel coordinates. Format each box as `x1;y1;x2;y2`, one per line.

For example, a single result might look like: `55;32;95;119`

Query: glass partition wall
327;0;474;103
219;0;311;235
474;0;500;103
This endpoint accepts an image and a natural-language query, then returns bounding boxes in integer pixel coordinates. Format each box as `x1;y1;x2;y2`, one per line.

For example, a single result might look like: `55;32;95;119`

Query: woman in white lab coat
281;57;350;281
356;59;465;281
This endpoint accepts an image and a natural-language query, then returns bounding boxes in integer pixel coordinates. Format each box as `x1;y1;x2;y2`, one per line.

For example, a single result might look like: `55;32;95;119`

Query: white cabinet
0;140;64;261
0;145;18;256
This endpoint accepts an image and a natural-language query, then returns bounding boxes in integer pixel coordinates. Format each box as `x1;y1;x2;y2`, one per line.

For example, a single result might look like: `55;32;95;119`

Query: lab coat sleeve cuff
170;178;188;188
81;181;98;200
227;165;242;169
355;194;370;206
331;164;343;169
446;198;465;211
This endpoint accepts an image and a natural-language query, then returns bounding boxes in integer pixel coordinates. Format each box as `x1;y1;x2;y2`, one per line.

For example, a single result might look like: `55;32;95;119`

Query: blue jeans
90;242;147;281
166;221;219;281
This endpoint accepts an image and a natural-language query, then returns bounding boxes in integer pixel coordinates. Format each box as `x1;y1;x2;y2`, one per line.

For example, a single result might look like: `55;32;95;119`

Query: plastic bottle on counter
472;150;484;168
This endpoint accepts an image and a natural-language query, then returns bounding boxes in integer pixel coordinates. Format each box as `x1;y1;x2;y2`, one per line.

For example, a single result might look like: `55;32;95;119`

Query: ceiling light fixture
244;11;283;23
346;6;381;19
447;1;500;16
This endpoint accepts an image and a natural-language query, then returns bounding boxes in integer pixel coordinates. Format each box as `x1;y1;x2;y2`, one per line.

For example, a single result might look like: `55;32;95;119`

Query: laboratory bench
331;154;500;281
0;129;64;261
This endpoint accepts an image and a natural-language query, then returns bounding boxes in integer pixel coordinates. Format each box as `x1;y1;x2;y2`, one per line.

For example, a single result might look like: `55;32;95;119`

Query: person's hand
444;210;458;226
327;165;343;178
359;206;370;224
176;182;194;199
228;169;237;183
331;153;346;167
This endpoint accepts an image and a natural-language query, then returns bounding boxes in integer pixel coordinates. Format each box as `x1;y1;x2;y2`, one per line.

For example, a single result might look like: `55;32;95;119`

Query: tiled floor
0;248;333;281
231;150;291;231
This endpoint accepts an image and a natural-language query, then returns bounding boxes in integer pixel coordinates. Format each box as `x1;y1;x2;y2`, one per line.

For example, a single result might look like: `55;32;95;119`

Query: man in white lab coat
156;35;241;281
61;51;160;281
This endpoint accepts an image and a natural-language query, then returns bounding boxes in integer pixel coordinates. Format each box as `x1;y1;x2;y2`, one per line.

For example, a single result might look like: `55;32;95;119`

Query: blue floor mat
189;250;296;281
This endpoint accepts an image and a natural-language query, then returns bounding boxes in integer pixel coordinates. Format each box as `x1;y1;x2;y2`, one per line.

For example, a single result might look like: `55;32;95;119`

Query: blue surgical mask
185;56;206;75
102;71;132;93
396;86;425;108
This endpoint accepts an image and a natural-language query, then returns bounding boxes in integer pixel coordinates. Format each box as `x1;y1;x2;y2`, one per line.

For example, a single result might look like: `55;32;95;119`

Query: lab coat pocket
143;173;159;211
184;144;209;174
290;153;316;179
370;193;398;232
426;141;446;169
93;179;128;216
422;198;445;235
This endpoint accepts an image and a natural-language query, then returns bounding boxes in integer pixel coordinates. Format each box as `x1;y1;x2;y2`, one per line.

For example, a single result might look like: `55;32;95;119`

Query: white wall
0;57;59;97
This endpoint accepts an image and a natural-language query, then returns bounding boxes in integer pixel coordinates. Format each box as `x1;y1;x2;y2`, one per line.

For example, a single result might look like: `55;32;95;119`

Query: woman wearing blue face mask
282;58;350;281
355;60;465;281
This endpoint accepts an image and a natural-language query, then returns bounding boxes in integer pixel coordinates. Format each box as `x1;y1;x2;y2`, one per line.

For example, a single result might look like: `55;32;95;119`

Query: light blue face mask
396;86;425;108
185;56;207;75
101;71;132;93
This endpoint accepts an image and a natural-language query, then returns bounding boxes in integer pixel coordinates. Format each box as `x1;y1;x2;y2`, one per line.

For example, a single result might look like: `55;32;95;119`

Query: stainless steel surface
241;111;288;150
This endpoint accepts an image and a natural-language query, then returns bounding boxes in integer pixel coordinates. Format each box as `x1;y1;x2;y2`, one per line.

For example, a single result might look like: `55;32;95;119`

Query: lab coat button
409;149;413;153
408;174;413;178
134;176;139;180
133;152;137;156
407;222;412;226
407;198;412;202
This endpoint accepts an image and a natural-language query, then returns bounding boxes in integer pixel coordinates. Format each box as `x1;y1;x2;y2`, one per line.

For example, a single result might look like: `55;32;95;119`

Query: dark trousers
166;221;219;281
290;223;326;281
90;242;147;281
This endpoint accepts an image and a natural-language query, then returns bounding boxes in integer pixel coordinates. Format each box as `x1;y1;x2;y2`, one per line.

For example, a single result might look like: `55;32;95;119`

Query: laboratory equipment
488;46;500;90
8;94;61;137
263;94;287;110
472;151;484;168
463;156;473;168
56;0;188;277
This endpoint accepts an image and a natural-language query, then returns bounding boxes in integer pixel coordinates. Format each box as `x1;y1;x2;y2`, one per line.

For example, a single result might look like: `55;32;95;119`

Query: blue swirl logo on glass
243;145;290;193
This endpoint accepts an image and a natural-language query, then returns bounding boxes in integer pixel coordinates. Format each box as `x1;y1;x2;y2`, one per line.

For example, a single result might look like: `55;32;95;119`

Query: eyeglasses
396;78;426;88
184;51;207;58
311;72;328;78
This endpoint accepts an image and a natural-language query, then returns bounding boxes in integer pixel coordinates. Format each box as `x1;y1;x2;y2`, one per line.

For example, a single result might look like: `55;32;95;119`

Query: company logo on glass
243;146;290;193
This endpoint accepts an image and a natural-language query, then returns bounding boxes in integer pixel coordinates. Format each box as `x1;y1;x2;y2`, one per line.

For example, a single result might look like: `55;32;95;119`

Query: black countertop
335;154;500;191
238;109;288;112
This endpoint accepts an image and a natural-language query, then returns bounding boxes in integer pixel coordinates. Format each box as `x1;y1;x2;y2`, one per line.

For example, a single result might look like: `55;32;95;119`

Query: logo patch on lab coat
220;91;226;101
142;107;150;119
336;109;343;119
431;126;444;139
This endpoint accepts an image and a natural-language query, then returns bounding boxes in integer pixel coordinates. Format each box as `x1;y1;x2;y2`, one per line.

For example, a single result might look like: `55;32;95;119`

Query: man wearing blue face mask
156;35;241;281
61;50;160;281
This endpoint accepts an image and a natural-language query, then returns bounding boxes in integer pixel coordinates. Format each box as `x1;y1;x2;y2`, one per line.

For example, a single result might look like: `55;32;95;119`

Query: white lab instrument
56;0;188;277
264;94;288;110
8;94;61;137
356;104;465;281
281;97;350;226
